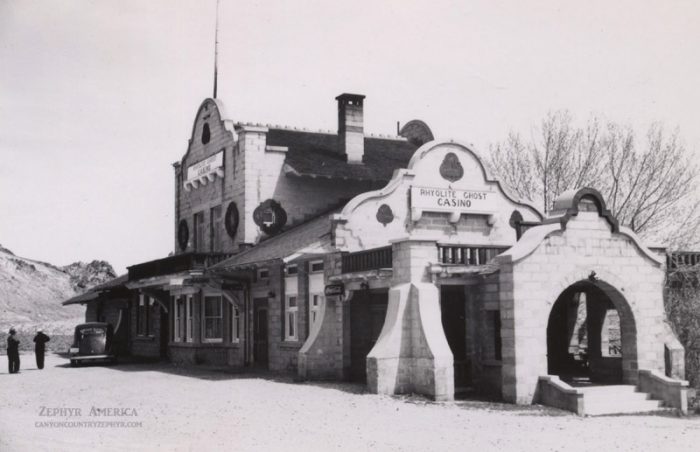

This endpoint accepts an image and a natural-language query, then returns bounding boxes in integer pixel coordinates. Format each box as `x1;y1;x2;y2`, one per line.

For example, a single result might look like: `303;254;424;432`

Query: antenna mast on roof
213;0;220;98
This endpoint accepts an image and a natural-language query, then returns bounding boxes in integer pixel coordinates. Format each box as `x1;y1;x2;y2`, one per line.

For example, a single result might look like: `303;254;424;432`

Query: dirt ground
0;354;699;452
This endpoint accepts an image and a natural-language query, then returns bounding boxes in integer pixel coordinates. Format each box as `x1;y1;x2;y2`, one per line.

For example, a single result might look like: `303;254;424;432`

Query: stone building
64;93;689;415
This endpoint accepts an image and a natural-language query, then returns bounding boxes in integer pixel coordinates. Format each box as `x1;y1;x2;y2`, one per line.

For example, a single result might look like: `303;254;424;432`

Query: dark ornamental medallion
224;202;240;239
177;220;189;251
376;204;394;227
439;152;464;183
253;199;287;235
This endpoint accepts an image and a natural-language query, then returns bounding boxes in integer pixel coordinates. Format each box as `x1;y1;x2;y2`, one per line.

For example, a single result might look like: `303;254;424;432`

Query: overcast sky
1;0;699;274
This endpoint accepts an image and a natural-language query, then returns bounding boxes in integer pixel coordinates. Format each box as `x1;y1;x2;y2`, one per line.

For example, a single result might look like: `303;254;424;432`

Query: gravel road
1;354;698;451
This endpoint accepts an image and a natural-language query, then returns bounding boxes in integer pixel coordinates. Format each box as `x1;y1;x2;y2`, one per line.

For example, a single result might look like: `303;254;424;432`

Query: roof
265;128;419;182
213;212;335;270
62;274;129;305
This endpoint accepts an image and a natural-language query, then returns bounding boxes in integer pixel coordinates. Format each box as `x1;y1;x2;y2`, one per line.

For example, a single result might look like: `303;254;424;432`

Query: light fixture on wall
588;271;598;282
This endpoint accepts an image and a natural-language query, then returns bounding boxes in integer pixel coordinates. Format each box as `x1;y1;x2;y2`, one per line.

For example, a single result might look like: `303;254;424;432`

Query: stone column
366;239;454;401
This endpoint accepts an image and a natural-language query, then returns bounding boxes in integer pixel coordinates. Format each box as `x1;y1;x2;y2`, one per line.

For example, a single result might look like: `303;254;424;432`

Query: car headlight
70;347;79;354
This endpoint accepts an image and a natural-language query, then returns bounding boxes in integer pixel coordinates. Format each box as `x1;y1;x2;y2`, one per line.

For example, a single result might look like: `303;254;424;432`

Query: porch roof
62;274;129;305
212;213;335;271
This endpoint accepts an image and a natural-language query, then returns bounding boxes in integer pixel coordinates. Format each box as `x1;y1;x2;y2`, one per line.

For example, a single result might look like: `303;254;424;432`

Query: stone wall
499;211;669;404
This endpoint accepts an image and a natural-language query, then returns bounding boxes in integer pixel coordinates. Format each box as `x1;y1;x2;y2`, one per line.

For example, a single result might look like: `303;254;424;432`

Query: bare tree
486;111;700;247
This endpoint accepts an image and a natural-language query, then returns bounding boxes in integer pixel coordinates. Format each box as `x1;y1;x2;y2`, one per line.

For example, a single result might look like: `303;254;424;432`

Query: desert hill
0;244;116;335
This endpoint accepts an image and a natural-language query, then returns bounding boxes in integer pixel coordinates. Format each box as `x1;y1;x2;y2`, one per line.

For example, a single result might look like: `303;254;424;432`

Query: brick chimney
336;93;365;164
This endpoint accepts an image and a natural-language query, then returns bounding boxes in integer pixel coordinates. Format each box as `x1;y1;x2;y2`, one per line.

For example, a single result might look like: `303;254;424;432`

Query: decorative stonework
376;204;394;226
224;202;239;239
253;199;287;235
439;152;464;183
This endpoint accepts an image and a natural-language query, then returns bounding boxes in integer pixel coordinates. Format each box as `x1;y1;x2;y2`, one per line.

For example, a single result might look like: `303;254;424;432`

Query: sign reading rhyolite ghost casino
410;186;496;214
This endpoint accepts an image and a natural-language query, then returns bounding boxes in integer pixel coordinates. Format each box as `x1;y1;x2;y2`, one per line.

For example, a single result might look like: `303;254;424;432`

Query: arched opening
546;279;637;386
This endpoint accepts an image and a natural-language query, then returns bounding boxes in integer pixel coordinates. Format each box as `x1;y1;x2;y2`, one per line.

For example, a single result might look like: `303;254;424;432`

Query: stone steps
579;385;668;416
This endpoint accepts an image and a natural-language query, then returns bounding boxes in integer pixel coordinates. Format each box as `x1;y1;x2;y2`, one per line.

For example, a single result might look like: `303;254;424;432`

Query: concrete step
581;385;667;416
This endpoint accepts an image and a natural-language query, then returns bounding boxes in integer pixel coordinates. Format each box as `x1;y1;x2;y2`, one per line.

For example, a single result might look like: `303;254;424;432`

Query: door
253;298;269;368
159;305;169;360
350;291;388;382
440;285;468;387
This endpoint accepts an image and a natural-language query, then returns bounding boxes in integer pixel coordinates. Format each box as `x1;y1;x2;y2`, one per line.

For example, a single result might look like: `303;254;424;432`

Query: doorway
253;298;269;369
547;281;636;385
440;285;469;389
159;305;169;360
350;290;388;382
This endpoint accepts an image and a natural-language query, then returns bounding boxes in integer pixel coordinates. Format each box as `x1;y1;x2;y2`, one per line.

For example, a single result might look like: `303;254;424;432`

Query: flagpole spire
213;0;220;99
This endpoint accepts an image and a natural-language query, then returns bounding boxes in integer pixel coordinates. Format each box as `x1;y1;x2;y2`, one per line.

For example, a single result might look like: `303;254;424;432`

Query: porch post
366;238;454;401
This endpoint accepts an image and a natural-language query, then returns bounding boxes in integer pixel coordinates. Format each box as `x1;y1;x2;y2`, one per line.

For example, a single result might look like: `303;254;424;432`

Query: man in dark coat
33;329;50;370
7;328;20;374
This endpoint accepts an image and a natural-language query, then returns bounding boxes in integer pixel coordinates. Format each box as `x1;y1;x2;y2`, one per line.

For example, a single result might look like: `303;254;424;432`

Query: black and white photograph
1;1;700;450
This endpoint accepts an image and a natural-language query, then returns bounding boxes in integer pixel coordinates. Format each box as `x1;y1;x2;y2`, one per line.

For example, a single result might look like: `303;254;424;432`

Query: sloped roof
62;274;129;305
265;128;419;182
212;212;335;270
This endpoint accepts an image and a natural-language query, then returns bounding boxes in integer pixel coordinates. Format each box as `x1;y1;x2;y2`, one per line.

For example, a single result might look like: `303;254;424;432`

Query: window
173;296;184;342
284;267;299;341
310;260;324;273
257;268;269;280
230;306;240;343
137;294;151;336
185;296;194;343
193;212;205;252
310;294;323;327
201;123;211;144
483;310;502;361
285;295;298;341
203;296;223;342
210;205;222;252
308;263;325;329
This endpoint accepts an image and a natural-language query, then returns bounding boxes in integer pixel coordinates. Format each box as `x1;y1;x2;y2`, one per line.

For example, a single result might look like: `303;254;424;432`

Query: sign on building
184;151;224;190
410;186;496;221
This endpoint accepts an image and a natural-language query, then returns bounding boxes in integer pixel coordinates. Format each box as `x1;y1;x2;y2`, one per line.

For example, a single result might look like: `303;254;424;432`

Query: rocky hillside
0;244;116;335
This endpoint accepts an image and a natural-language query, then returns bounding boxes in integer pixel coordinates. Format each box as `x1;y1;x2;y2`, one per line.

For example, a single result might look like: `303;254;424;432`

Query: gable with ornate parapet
332;140;543;251
174;98;241;253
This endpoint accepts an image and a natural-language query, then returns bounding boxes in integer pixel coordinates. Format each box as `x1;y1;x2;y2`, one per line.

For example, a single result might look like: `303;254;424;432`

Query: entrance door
350;291;388;382
440;286;468;388
253;298;269;368
159;305;169;360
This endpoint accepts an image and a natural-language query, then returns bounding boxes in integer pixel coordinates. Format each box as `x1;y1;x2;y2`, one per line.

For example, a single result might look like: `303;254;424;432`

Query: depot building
64;93;688;412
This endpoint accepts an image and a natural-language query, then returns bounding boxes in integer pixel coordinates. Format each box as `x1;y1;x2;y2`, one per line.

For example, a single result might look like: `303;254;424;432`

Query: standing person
33;329;50;370
7;328;20;374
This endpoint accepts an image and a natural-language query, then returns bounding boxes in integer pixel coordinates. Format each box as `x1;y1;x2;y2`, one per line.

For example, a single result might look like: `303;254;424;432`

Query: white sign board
186;151;224;184
410;186;496;215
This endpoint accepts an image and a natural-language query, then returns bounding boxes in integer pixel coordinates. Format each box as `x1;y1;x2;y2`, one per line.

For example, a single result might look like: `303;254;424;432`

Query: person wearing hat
7;328;20;374
33;329;50;370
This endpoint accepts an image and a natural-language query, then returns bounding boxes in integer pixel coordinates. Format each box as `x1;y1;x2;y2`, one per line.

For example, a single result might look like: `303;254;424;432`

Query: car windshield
79;327;106;337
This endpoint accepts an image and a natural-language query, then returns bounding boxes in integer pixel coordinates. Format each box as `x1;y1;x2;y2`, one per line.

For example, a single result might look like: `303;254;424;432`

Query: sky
1;0;699;274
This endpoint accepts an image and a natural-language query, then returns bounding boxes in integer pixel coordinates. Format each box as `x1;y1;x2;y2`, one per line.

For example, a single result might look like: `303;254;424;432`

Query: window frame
193;211;205;252
285;294;298;341
137;294;151;337
186;295;194;343
209;205;222;252
230;305;240;343
202;295;223;343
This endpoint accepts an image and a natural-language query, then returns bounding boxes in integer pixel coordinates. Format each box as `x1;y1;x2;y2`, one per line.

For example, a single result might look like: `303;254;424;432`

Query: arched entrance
546;279;637;385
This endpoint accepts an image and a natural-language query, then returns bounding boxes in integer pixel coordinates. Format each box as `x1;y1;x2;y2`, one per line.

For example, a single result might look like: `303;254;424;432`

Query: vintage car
69;322;116;366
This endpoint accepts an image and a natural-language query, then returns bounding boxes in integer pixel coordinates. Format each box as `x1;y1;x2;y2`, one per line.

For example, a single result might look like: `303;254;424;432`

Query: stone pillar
366;239;454;401
298;295;344;380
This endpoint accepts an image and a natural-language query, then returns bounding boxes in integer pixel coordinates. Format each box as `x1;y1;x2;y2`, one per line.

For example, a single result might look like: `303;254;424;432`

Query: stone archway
546;279;638;385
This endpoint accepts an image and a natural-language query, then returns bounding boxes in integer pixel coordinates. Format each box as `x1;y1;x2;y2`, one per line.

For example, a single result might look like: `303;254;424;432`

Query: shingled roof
212;212;336;270
266;128;419;182
62;274;129;305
